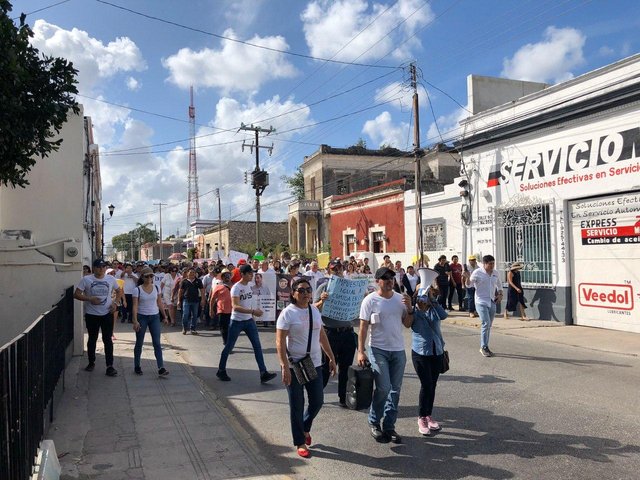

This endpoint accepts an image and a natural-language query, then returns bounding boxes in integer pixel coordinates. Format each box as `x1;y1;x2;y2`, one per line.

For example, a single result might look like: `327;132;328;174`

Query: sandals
297;446;310;458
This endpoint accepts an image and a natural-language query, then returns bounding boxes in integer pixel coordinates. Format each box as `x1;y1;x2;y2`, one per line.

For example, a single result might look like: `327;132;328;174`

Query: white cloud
501;26;586;84
31;20;146;91
301;0;434;62
425;106;467;145
30;20;146;147
162;29;298;93
374;80;429;110
362;111;410;149
126;77;141;91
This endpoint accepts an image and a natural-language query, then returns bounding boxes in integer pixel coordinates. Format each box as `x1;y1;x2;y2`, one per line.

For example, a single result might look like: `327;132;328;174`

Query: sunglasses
143;274;154;279
295;287;313;294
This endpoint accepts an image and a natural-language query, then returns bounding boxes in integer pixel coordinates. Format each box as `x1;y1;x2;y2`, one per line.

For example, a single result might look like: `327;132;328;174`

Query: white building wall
404;181;463;267
0;107;91;352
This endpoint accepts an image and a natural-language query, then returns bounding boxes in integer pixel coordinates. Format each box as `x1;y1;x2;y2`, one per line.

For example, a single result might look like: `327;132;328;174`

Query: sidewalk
445;310;640;357
47;323;290;480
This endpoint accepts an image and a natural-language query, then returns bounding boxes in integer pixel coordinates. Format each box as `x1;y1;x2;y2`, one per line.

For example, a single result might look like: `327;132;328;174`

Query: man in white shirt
216;264;277;383
358;267;413;444
74;258;122;376
465;254;502;357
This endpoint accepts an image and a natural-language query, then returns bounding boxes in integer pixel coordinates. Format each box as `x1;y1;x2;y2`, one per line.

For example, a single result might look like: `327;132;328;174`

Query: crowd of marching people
75;250;519;458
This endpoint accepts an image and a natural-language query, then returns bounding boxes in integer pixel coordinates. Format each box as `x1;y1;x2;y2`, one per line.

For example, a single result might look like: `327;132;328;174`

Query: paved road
163;321;640;480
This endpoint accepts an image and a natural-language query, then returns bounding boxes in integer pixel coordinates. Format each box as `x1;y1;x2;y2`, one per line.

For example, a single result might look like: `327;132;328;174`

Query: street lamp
101;203;115;259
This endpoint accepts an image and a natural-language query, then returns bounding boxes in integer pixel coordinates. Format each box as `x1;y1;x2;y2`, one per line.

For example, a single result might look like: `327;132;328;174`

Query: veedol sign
495;126;640;186
578;283;634;311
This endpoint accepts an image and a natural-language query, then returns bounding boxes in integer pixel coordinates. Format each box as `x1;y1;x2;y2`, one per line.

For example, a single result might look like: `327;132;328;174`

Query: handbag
426;306;450;374
288;305;318;385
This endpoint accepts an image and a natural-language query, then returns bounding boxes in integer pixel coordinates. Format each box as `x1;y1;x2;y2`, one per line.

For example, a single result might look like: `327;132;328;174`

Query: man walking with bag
358;267;413;443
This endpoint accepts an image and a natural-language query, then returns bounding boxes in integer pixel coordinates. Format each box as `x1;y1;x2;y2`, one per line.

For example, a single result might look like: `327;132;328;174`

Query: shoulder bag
427;306;449;374
288;305;318;385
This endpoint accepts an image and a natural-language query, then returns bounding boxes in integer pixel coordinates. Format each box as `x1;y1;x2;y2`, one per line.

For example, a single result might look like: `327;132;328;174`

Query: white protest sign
249;270;277;323
228;250;249;266
322;276;369;322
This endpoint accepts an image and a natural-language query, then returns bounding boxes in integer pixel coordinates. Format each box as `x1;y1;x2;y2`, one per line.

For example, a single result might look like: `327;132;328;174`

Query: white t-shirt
230;282;255;321
132;285;160;315
76;274;119;316
276;304;324;367
153;272;164;290
359;291;407;352
122;273;138;295
405;272;419;291
469;267;501;307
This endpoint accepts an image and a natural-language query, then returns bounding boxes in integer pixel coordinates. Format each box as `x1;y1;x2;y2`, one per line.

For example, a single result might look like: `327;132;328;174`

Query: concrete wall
202;221;287;254
0;108;92;352
467;75;548;115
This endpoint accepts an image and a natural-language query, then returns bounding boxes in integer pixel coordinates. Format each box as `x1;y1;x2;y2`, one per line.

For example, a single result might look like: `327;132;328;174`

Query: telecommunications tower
187;86;200;228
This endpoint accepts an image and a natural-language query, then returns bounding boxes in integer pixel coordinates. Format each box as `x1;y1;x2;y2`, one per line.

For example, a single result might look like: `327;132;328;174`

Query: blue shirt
411;307;446;356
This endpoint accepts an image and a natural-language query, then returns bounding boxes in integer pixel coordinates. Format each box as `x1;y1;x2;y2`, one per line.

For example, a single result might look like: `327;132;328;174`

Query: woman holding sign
276;278;336;458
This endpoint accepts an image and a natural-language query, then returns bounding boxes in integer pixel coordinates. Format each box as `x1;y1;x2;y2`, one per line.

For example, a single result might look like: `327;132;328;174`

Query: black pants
123;294;133;321
322;328;357;402
448;284;465;309
437;284;449;310
86;313;114;367
411;350;442;417
218;313;231;344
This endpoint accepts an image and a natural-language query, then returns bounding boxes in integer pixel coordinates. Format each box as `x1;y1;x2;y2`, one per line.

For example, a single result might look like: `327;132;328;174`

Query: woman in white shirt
161;266;180;326
133;267;169;376
276;278;336;459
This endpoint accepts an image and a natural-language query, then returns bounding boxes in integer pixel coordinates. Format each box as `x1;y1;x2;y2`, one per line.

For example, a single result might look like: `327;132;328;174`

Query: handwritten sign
322;276;369;322
228;250;249;266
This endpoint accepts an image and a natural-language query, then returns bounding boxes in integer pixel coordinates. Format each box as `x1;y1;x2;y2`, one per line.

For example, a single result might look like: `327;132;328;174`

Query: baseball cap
92;258;108;268
375;267;395;280
239;264;253;274
238;259;247;265
329;260;343;270
220;268;230;275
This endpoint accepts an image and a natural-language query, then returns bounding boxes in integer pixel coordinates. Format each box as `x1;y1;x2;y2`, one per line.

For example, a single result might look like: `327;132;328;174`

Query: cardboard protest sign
316;252;330;269
351;273;376;293
322;276;369;322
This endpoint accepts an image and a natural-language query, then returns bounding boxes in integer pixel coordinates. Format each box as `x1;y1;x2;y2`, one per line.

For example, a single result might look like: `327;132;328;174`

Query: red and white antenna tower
187;86;200;228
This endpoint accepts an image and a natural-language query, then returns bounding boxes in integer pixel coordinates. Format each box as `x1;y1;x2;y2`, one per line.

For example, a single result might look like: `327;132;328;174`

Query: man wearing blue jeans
358;267;413;444
216;264;277;383
465;254;502;357
178;268;205;335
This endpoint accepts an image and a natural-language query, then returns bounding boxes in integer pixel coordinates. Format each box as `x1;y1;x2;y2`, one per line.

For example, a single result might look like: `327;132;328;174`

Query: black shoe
182;328;187;335
190;329;198;335
383;429;402;444
216;370;231;381
480;346;494;357
260;371;277;384
84;362;95;372
339;400;348;409
158;368;169;376
134;367;143;375
106;366;118;377
370;424;389;443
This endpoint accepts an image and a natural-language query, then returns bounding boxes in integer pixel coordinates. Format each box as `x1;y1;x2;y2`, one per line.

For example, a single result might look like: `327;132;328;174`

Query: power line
94;0;402;69
12;0;72;20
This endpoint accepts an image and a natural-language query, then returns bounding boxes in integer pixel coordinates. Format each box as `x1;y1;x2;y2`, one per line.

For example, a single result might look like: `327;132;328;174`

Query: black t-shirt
433;262;451;285
180;278;203;302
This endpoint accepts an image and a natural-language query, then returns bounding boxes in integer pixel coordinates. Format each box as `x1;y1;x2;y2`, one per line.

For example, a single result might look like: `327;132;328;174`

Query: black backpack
345;364;374;410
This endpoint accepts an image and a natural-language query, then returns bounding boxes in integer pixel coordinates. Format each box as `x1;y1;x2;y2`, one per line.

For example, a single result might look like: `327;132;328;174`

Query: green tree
111;223;158;259
281;166;305;201
0;1;79;188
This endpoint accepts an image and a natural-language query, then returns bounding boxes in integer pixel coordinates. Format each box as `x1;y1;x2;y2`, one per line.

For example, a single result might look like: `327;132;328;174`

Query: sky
14;0;640;247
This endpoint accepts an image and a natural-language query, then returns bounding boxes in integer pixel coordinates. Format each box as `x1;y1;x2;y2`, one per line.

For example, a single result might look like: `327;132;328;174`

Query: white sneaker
418;417;430;435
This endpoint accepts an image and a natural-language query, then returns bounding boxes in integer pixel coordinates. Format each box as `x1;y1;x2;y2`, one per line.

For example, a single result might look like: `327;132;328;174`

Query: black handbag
288;305;318;385
426;306;450;374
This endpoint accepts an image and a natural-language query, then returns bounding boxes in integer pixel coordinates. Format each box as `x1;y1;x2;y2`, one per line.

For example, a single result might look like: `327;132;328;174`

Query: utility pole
154;202;167;260
215;188;222;256
239;123;275;251
410;63;425;267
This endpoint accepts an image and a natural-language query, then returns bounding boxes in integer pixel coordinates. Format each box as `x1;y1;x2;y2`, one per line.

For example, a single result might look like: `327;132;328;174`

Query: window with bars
423;221;446;251
372;231;385;253
495;202;554;287
345;234;356;256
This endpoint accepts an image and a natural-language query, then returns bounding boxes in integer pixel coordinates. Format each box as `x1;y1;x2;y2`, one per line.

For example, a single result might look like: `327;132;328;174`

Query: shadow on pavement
495;353;630;368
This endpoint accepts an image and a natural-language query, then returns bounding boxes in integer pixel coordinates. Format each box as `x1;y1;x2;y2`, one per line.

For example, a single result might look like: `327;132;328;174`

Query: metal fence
0;286;74;480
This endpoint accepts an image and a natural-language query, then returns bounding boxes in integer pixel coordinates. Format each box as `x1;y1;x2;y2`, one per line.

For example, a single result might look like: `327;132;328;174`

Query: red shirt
211;284;232;314
450;262;463;284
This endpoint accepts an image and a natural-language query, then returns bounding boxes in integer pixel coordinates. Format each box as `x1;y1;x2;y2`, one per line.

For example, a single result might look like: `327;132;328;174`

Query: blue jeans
286;366;324;446
134;313;164;369
218;319;267;373
466;287;476;313
477;302;496;348
182;301;199;330
367;346;406;431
